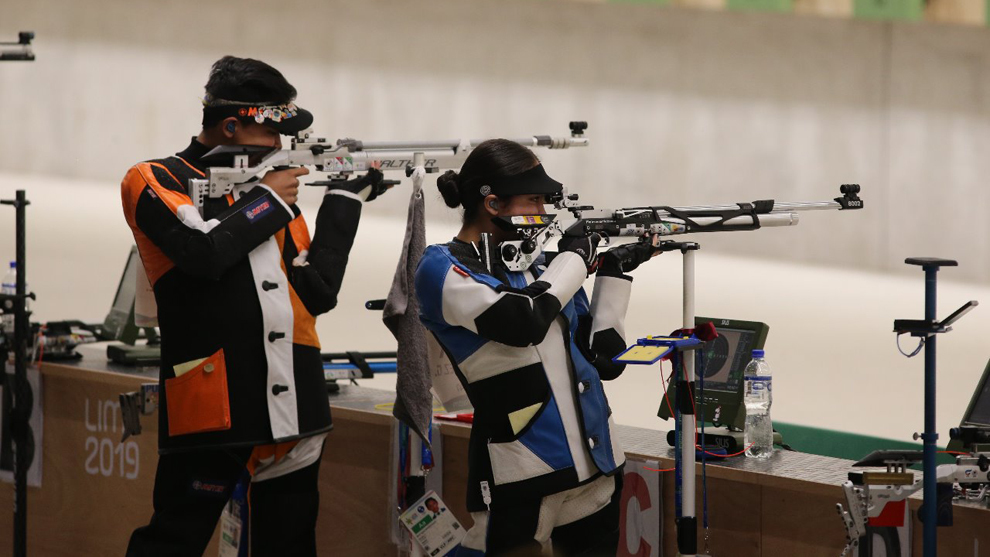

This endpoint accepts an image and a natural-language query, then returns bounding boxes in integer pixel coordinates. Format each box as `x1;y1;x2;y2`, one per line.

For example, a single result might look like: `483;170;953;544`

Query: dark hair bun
436;170;461;208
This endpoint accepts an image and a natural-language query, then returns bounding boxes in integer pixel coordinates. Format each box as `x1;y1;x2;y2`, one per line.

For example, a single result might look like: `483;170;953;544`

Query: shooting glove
596;241;657;277
321;168;390;202
558;233;601;272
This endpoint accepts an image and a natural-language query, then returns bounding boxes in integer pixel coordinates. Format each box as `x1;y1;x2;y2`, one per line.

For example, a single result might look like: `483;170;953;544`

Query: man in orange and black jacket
121;56;388;557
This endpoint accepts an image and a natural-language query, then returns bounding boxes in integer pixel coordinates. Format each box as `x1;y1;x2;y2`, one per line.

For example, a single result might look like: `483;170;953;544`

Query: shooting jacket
415;240;632;511
121;139;359;453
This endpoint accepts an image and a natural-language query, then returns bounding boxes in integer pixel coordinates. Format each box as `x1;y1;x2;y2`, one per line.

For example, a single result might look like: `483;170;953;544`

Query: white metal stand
675;246;708;556
680;248;697;547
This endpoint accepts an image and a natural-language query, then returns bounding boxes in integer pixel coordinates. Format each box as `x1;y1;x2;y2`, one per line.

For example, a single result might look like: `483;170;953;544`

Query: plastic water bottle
744;349;773;459
1;261;15;333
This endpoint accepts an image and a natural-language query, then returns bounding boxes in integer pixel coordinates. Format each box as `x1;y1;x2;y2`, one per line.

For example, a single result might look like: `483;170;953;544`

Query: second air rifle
497;184;864;271
189;121;590;215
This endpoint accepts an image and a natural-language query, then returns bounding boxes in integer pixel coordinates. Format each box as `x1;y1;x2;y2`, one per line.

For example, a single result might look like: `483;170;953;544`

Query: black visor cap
262;106;313;135
486;164;562;200
203;103;314;136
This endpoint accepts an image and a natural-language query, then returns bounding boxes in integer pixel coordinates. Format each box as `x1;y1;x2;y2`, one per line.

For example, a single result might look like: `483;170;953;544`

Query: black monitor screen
102;247;138;341
967;375;990;427
698;327;757;394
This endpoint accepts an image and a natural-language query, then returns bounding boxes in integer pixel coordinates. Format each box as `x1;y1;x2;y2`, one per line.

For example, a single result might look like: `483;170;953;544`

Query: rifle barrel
350;135;588;152
658;200;843;215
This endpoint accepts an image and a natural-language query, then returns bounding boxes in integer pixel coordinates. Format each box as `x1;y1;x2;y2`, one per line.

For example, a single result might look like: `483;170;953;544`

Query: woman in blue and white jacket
415;139;659;556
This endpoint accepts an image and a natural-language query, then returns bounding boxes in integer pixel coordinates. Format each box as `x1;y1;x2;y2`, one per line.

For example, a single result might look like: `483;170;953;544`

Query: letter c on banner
617;469;653;557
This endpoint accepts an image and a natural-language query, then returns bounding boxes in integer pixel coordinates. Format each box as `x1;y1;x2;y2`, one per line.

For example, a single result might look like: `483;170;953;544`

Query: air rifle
0;32;34;61
188;121;590;214
497;184;864;271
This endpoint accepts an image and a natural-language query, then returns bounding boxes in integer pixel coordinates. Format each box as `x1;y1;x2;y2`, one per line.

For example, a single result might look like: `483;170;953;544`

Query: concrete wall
2;0;990;441
2;0;989;280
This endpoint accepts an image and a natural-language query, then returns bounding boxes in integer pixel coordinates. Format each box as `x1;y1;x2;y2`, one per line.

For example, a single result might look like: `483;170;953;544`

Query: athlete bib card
399;491;464;556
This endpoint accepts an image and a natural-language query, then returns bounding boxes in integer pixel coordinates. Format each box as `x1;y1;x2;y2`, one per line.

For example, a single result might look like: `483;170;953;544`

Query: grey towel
383;177;432;444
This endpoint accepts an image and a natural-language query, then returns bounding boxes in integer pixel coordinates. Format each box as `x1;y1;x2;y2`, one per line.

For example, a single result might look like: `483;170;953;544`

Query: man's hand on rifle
262;167;310;206
595;234;662;277
313;162;395;203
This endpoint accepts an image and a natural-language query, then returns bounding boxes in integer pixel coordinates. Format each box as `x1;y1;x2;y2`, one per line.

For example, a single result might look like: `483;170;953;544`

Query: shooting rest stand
0;190;33;557
615;240;710;556
657;241;712;557
893;257;974;557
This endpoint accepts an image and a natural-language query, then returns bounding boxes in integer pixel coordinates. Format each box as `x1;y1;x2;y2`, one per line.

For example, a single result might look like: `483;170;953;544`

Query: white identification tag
218;509;242;557
399;491;464;556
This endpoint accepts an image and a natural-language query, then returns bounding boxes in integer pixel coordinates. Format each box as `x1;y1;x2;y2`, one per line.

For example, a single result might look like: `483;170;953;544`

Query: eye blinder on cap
483;164;562;201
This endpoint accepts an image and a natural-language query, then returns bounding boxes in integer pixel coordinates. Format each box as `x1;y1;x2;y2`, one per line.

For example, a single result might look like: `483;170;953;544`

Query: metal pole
922;265;938;557
12;190;28;557
678;248;697;556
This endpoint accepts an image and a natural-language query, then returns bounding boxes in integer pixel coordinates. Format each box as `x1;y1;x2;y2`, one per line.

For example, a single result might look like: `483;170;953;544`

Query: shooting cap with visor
483;164;563;203
202;94;314;135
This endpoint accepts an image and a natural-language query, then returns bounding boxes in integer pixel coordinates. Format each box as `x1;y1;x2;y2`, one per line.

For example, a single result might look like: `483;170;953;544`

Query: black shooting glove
313;168;391;202
558;233;601;271
596;241;658;277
